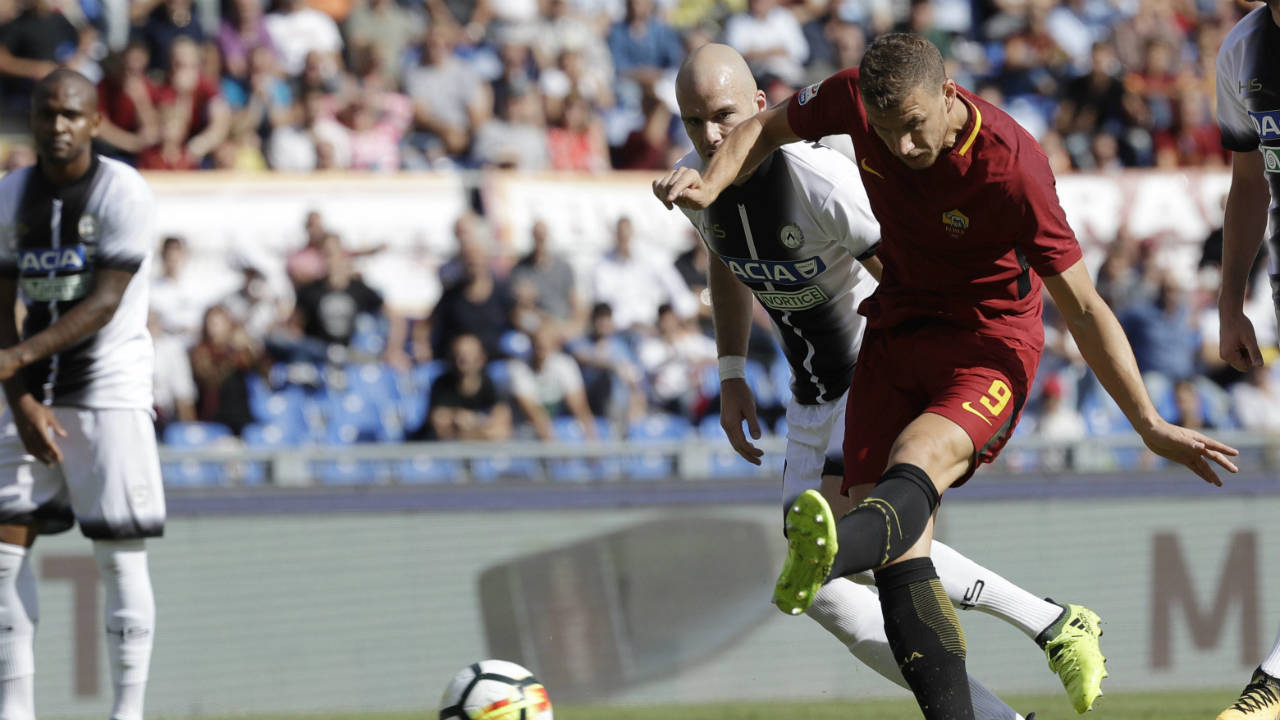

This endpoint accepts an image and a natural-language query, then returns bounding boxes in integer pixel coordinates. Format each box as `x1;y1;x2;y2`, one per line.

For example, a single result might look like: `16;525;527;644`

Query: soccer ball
438;659;553;720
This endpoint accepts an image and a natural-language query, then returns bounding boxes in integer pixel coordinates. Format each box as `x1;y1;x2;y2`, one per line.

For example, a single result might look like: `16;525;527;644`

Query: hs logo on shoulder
942;209;969;237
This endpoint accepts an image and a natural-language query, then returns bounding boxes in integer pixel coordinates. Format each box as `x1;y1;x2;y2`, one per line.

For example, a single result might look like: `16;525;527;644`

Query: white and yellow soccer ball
438;659;553;720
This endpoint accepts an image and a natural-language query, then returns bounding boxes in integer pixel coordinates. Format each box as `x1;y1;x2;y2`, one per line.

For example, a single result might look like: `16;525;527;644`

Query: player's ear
942;78;956;109
754;89;767;112
89;110;102;139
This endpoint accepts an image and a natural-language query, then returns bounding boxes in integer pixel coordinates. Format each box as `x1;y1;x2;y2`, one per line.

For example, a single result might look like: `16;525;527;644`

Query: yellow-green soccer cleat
1038;602;1108;713
773;489;837;616
1216;668;1280;720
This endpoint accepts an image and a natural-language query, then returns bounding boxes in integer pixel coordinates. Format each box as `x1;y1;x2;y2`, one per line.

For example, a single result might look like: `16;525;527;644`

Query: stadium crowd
1;0;1278;469
0;0;1260;171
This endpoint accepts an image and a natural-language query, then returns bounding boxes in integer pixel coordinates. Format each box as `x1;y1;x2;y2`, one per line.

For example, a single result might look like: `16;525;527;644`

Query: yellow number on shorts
978;379;1011;418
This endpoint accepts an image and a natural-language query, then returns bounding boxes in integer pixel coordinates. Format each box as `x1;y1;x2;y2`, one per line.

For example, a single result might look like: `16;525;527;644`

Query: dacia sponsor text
723;255;826;285
17;246;87;274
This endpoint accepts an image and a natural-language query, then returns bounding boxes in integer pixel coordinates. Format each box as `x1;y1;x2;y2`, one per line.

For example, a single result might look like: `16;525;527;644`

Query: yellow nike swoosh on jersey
961;401;993;426
860;158;884;179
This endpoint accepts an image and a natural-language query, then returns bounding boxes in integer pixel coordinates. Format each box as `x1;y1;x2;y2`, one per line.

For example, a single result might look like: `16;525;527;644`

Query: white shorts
781;391;846;511
0;407;165;539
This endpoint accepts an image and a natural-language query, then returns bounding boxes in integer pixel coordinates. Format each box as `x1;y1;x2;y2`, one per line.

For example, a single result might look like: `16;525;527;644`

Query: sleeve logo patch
798;83;821;106
780;223;804;248
77;213;98;241
1262;146;1280;174
1249;109;1280;141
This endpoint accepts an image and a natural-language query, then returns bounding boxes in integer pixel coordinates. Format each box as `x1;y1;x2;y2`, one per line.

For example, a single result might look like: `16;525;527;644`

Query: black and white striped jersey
677;141;880;405
0;155;155;410
1217;6;1280;302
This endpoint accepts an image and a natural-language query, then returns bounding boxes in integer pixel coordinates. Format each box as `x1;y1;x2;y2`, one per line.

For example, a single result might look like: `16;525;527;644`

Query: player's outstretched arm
1218;148;1270;371
0;268;135;382
1043;261;1239;486
652;103;799;211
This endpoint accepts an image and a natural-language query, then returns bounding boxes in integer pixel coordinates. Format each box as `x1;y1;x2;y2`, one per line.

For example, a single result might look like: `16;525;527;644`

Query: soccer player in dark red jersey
655;34;1239;720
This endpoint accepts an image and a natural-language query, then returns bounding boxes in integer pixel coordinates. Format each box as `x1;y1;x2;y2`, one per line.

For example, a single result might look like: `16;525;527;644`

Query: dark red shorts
841;321;1040;493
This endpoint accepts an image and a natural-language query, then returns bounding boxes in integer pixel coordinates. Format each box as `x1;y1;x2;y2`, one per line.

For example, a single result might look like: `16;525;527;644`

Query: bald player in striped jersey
664;43;1107;720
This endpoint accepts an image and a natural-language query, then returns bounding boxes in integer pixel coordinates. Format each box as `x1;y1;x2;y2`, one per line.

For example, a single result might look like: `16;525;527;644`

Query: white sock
0;543;36;720
94;540;155;720
806;578;908;689
1260;624;1280;679
931;540;1064;640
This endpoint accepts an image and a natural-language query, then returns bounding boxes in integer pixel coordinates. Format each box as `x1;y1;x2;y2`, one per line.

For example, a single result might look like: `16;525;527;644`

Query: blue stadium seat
350;313;388;356
396;455;465;484
744;359;777;410
498;330;532;361
469;455;542;482
343;363;399;405
624;414;692;480
240;422;300;485
247;382;309;439
485;360;514;395
546;416;617;482
321;391;384;442
312;458;382;485
161;422;233;486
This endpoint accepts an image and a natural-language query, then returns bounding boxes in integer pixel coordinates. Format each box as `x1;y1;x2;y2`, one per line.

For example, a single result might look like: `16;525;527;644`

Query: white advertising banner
25;484;1280;717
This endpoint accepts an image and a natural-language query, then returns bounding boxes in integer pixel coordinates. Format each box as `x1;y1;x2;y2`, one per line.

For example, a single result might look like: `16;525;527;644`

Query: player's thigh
57;408;166;540
0;419;73;536
841;332;923;494
886;412;977;493
919;363;1026;489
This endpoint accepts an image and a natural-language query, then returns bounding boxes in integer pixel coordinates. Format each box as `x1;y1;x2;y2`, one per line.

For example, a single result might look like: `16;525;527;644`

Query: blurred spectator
189;304;260;434
1094;233;1147;313
509;219;582;329
221;259;288;340
263;0;343;77
508;324;598;441
217;0;276;82
471;87;550;170
540;44;614;120
150;311;197;429
96;40;160;162
341;81;412;171
722;0;809;86
286;211;332;288
343;0;424;85
1119;272;1198;381
413;333;513;441
0;0;79;110
547;93;610;171
294;233;384;355
591;216;697;332
806;16;865;81
490;29;538;119
606;0;683;94
142;35;231;169
223;45;292;140
403;24;491;167
1030;375;1085;471
535;0;615;100
430;232;513;359
438;211;489;290
136;0;205;71
674;229;712;329
636;303;716;416
1173;377;1215;430
1231;366;1280;433
150;235;207;344
1054;41;1143;169
567;302;646;420
614;86;674;170
266;87;352;170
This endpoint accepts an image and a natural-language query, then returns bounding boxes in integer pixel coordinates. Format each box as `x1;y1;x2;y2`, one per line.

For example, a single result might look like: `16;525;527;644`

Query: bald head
675;44;765;163
30;68;100;175
33;68;97;108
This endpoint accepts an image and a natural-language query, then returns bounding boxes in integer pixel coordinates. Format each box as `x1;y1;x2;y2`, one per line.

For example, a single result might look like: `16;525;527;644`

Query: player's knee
887;423;970;486
92;540;148;582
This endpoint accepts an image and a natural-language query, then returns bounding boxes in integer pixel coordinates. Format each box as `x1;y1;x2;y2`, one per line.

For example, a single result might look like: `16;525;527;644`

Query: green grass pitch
154;688;1238;720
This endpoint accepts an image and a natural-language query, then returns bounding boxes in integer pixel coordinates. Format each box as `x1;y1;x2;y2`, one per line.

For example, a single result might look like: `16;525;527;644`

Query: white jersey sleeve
95;169;155;272
1216;27;1259;153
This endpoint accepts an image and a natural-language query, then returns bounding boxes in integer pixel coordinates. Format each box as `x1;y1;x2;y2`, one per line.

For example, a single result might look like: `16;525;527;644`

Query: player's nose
897;134;914;156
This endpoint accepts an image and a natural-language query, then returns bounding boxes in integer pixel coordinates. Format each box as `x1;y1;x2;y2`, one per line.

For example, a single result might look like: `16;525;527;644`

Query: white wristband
718;355;747;382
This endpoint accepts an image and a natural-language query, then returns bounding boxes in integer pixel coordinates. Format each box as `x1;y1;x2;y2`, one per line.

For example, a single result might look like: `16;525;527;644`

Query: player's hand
652;167;719;211
1218;310;1263;372
719;378;764;465
12;395;66;467
1139;420;1239;487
